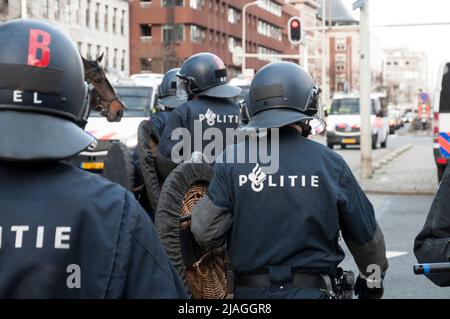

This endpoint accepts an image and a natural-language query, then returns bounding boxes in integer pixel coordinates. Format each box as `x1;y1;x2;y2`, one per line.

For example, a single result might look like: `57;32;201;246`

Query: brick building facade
130;0;299;77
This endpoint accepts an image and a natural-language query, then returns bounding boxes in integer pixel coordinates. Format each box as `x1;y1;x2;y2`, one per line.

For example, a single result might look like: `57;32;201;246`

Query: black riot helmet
176;52;241;100
0;19;93;162
244;61;321;130
157;68;185;110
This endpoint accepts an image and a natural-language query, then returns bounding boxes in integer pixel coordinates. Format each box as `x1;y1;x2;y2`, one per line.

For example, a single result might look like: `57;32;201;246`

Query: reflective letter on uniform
311;176;319;188
239;175;248;186
55;227;71;249
11;226;29;248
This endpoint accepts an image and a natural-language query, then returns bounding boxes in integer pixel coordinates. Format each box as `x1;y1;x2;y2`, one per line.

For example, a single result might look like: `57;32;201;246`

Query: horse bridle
85;66;126;114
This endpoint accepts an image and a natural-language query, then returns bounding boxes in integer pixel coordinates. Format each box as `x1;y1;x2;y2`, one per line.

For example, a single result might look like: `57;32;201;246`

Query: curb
357;143;438;195
362;189;437;196
372;143;413;172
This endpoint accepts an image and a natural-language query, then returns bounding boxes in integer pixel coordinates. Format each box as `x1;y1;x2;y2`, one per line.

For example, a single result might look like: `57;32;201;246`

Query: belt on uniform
235;272;328;289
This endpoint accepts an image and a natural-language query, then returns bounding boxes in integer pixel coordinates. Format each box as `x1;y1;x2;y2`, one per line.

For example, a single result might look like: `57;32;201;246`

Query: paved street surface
339;194;450;299
315;126;450;298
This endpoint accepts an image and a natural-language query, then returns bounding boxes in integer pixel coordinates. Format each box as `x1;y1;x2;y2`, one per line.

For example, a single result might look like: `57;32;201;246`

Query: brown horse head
82;54;125;122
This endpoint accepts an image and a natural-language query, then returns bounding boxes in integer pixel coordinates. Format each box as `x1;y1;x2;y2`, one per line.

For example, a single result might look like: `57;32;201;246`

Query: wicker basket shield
155;162;229;299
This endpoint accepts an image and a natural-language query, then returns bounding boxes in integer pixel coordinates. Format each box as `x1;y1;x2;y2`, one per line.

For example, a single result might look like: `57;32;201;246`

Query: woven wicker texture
180;184;229;299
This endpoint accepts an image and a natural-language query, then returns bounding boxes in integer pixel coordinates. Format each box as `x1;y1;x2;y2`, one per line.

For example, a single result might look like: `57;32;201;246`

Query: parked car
326;93;389;149
402;111;417;123
388;111;397;134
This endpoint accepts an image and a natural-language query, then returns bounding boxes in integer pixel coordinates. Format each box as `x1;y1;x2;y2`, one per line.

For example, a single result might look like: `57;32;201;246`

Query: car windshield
330;98;376;115
90;86;153;117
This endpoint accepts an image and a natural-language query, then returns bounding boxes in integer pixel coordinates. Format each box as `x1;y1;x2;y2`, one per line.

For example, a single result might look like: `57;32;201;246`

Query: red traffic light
288;17;302;44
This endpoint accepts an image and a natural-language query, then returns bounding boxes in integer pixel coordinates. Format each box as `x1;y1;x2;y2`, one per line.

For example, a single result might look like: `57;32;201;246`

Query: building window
405;60;410;66
227;7;240;24
113;8;117;33
336;38;346;51
95;2;100;30
162;0;183;6
387;61;391;66
257;46;280;62
394;61;398;66
257;20;282;41
77;41;82;53
140;58;152;72
162;25;184;43
190;25;206;43
54;0;60;20
228;37;241;53
209;30;213;42
113;48;118;69
215;31;220;44
96;45;101;59
121;10;125;35
190;0;204;10
104;5;108;32
336;63;345;72
121;50;126;72
258;0;281;17
105;47;109;70
85;0;91;27
87;43;92;60
140;24;152;41
140;0;152;6
64;0;71;23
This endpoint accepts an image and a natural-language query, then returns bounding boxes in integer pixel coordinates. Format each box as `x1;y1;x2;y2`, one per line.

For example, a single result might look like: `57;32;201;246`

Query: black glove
354;276;384;299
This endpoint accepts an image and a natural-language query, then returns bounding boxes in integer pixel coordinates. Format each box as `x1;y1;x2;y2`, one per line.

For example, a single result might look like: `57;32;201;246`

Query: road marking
386;251;408;259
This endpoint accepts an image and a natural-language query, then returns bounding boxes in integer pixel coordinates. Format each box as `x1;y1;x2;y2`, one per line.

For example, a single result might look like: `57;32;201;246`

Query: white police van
326;93;389;149
432;61;450;180
72;83;157;172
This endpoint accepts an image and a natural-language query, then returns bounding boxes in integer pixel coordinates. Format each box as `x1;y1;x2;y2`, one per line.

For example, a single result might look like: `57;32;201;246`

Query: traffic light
288;17;302;45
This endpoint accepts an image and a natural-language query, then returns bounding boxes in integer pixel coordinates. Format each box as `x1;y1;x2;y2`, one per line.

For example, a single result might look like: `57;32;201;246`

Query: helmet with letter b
0;19;93;162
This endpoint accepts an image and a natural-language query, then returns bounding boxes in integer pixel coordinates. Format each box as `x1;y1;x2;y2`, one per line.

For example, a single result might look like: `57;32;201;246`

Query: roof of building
317;0;358;24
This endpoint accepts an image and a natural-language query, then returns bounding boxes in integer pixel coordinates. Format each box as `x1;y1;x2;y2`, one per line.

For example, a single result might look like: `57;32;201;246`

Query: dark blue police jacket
157;96;240;162
204;128;383;276
0;161;187;298
150;111;171;138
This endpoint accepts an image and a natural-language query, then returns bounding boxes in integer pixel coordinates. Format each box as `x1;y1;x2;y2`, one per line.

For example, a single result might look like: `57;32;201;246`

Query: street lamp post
242;0;260;74
359;0;373;178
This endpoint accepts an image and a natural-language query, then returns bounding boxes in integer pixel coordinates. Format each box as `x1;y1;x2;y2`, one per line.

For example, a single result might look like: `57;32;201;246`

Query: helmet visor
176;77;190;99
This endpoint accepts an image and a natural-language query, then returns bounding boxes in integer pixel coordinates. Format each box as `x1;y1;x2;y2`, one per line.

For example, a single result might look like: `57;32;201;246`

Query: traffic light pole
359;1;373;178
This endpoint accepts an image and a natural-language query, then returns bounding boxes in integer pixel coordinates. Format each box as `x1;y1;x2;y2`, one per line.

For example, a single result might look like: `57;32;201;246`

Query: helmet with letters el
0;19;93;162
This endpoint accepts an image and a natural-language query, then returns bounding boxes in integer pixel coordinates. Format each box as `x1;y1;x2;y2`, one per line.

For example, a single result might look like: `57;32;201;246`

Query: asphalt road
324;126;450;298
339;194;450;299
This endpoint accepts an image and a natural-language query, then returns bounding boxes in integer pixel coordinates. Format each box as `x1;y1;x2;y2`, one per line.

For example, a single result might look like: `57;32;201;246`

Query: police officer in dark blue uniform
414;164;450;287
0;19;186;298
158;52;241;164
151;68;186;137
190;62;388;299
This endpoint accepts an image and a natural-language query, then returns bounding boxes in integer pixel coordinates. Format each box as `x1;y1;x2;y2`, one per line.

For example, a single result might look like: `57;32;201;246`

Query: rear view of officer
151;68;185;137
191;62;388;299
0;19;186;298
158;52;241;163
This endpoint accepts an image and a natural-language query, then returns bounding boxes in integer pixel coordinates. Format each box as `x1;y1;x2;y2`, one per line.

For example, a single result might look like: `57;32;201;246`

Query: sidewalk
357;143;438;195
